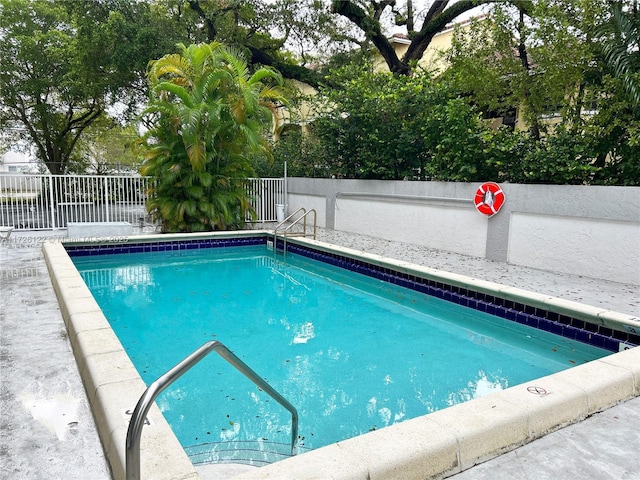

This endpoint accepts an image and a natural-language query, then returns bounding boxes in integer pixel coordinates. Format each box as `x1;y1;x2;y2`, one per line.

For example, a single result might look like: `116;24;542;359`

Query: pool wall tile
64;234;264;257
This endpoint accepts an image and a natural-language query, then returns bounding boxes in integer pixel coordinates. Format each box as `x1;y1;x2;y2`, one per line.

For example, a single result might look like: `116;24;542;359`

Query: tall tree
445;1;605;133
68;119;140;174
583;1;640;184
0;0;173;174
177;0;356;87
330;0;532;75
138;42;287;232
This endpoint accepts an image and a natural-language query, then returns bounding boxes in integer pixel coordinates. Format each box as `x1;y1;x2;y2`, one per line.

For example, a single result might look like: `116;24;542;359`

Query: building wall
1;151;39;173
286;178;640;285
273;79;317;139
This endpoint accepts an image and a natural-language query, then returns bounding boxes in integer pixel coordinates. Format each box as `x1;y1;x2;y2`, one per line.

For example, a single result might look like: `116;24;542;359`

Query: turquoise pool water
73;245;608;465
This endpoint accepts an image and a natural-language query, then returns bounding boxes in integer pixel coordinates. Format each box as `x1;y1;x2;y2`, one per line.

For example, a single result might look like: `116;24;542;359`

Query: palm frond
599;2;640;107
216;45;250;80
185;139;207;171
258;85;289;105
248;67;283;87
149;53;192;83
179;105;203;134
154;82;194;108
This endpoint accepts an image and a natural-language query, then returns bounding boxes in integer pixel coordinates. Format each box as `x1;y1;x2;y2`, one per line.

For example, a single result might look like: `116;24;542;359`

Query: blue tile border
65;236;264;256
284;242;638;353
65;236;638;353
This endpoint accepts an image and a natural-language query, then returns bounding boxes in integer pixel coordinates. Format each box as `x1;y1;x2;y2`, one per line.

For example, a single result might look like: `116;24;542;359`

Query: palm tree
137;42;287;232
599;1;640;109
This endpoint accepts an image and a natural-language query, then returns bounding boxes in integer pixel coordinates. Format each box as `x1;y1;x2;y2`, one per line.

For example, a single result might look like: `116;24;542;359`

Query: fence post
104;176;110;222
48;174;56;229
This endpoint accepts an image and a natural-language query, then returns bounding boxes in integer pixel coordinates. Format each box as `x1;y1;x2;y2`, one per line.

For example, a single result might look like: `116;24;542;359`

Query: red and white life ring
474;182;505;217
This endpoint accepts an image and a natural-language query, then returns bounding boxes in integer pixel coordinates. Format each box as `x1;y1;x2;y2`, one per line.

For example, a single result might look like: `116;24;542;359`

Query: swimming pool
71;243;610;465
43;231;640;480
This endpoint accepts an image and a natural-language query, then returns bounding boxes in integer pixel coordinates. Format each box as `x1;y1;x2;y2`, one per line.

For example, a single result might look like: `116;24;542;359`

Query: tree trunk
517;8;541;141
332;0;526;76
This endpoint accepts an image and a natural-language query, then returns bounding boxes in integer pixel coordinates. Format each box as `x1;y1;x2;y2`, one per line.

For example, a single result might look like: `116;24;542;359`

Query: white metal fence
247;177;285;223
0;174;284;231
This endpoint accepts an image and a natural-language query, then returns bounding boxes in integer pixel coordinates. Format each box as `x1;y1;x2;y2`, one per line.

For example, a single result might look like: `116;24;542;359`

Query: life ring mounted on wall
474;182;505;217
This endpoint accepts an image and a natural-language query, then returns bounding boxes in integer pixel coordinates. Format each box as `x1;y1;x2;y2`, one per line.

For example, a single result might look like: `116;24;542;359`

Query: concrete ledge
340;416;459;479
599;347;640;393
67;221;132;238
74;327;123;374
42;241;199;480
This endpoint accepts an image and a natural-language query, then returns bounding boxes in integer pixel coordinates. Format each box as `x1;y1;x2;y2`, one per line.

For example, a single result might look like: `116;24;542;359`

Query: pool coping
42;231;640;480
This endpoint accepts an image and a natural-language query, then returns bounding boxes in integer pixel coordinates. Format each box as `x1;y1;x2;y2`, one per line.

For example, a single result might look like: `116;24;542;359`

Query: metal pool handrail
274;206;307;240
273;207;317;259
125;340;299;480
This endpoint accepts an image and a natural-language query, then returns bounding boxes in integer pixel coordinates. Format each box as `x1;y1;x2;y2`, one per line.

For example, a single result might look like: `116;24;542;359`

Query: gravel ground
312;227;639;316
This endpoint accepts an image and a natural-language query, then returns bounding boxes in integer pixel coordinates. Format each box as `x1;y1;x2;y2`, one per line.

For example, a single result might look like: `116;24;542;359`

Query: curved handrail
125;340;299;480
274;206;307;237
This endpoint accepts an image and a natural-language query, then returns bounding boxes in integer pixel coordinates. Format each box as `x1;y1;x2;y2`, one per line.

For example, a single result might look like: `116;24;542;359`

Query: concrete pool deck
1;228;638;479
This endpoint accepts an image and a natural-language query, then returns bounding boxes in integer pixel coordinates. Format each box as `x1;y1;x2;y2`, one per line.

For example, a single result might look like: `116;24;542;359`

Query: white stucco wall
508;213;640;285
286;179;640;285
334;197;487;257
288;193;327;228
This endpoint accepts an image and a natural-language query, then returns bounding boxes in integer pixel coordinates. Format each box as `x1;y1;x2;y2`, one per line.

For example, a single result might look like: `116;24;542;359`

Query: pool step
185;439;308;467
